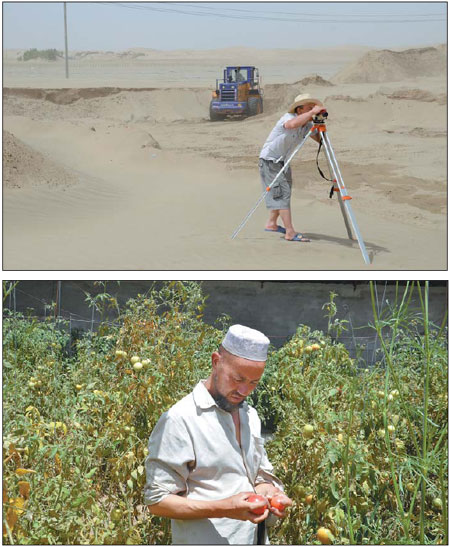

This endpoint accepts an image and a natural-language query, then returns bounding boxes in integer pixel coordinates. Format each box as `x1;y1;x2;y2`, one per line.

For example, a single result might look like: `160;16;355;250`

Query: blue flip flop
264;226;286;234
287;233;310;242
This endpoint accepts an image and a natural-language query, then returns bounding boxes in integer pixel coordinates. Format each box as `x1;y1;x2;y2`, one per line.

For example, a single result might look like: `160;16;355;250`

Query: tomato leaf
15;468;36;476
330;480;340;501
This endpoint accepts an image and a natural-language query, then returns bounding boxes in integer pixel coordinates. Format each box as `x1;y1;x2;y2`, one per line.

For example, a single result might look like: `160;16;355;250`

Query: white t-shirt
259;113;313;162
144;380;283;545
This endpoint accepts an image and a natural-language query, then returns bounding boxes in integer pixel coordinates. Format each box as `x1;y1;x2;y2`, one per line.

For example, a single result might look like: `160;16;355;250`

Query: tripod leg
321;132;371;265
320;133;354;239
337;190;354;240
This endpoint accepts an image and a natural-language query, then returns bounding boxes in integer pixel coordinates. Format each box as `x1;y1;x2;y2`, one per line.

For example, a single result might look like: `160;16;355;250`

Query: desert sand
3;45;447;270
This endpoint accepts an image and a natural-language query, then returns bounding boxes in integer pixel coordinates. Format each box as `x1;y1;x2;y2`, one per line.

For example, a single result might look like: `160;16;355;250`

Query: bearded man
144;324;292;544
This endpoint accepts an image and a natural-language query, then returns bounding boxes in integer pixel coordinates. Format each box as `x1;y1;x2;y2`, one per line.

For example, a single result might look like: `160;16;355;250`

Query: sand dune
3;45;447;270
3;130;79;190
333;46;446;83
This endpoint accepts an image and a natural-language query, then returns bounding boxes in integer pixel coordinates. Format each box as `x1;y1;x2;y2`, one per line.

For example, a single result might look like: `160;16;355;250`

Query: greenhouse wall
4;281;447;356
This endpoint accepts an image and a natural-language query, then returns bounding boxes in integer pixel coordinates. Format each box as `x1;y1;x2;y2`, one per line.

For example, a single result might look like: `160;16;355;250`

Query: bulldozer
210;66;263;121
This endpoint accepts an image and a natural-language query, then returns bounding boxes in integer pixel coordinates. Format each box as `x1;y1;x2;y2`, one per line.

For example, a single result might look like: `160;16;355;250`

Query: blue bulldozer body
210;66;263;120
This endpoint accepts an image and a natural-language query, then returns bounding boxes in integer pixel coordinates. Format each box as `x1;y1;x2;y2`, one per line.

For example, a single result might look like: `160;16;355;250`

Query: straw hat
222;324;270;362
288;93;323;114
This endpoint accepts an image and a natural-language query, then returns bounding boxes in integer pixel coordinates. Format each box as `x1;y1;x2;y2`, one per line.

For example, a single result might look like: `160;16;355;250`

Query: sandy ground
3;45;447;270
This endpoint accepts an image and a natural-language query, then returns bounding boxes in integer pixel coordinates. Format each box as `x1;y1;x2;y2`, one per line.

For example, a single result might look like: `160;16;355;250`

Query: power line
98;2;445;24
171;2;445;20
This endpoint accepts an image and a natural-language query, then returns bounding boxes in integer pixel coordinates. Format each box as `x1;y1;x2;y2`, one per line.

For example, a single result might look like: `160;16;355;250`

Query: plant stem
415;281;430;544
439;456;448;544
369;282;420;456
4;518;14;545
369;281;418;539
343;387;356;544
382;364;408;537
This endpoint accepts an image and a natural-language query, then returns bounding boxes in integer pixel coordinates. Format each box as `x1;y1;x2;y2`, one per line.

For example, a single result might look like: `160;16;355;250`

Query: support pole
55;280;62;320
64;2;69;79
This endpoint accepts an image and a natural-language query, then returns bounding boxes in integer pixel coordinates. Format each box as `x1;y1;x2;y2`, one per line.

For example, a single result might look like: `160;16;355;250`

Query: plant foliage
3;282;447;545
20;49;62;62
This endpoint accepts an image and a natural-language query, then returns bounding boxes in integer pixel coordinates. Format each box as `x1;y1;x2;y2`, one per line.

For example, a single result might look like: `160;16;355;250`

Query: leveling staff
259;93;326;242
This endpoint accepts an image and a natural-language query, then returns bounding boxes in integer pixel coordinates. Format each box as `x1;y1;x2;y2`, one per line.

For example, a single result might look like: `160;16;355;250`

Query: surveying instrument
231;110;371;265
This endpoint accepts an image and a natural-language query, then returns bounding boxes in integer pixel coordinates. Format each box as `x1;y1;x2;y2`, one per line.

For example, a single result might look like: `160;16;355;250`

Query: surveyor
259;93;326;242
144;324;292;545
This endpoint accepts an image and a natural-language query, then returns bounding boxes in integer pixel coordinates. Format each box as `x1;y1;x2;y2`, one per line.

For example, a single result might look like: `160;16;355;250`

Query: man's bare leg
278;209;296;240
278;209;310;241
265;210;281;231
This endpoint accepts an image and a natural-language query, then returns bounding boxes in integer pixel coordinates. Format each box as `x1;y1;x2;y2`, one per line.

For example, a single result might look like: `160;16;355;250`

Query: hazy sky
3;1;447;51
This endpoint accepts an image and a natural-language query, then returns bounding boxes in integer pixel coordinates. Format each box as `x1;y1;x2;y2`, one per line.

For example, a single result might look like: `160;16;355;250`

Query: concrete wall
5;281;447;357
200;280;447;343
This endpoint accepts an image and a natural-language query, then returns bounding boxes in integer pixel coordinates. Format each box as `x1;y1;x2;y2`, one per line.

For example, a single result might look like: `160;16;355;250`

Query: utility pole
64;2;69;78
55;281;62;320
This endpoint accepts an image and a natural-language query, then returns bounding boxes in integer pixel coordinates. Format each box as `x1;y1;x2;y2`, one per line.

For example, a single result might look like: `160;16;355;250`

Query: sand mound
294;74;334;87
374;88;447;105
3;87;142;105
3;130;78;189
408;127;447;138
333;46;446;83
4;87;212;123
262;76;332;115
324;94;366;103
262;83;298;114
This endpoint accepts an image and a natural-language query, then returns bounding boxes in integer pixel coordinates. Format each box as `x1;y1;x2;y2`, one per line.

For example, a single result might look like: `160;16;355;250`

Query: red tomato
270;494;286;511
247;494;268;514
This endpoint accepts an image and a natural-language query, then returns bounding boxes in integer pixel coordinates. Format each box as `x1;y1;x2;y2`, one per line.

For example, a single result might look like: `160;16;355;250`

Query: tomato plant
2;283;447;545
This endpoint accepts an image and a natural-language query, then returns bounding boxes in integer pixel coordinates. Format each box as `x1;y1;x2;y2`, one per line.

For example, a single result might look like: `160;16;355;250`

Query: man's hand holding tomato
221;492;270;524
269;493;292;518
255;483;292;519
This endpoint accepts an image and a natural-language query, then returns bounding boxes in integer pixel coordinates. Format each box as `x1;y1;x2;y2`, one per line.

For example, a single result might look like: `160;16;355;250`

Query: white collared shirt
259;113;313;163
144;380;283;545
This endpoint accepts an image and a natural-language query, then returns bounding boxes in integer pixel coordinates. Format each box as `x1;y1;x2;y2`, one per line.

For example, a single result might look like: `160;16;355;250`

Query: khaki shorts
258;158;292;210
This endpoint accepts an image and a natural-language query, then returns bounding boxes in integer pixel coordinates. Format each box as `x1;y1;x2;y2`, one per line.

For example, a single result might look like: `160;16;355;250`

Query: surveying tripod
231;111;371;265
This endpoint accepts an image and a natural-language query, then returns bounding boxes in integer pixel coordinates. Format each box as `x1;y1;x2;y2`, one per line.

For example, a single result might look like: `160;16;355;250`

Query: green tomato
432;498;443;511
293;485;306;499
110;508;122;522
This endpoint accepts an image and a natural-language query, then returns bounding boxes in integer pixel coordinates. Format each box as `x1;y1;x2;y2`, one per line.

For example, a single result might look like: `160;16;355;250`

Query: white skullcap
222;324;270;361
